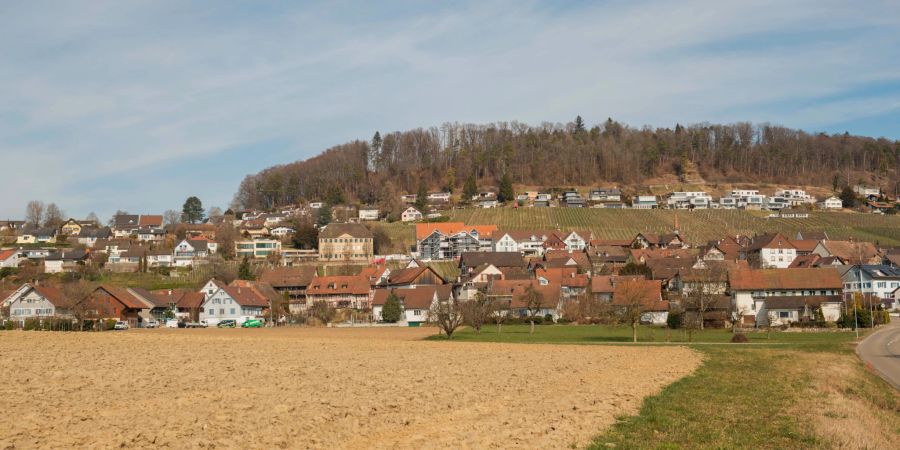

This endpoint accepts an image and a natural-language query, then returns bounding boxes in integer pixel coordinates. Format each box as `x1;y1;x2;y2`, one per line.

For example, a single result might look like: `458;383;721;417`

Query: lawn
429;324;900;449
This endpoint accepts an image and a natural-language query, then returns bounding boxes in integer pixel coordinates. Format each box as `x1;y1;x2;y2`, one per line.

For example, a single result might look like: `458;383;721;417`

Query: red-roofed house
728;268;844;326
199;285;268;325
305;275;373;309
86;285;151;327
6;283;71;323
371;285;454;324
611;279;668;325
0;249;20;268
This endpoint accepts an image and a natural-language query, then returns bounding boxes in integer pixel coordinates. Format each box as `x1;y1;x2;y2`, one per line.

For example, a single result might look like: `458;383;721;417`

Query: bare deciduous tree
163;210;181;228
610;280;653;343
461;291;494;334
61;280;97;331
44;203;64;228
522;284;546;334
25;200;45;227
429;295;464;339
310;300;336;325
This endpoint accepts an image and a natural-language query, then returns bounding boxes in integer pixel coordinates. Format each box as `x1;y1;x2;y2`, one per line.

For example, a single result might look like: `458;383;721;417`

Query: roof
77;227;112;239
857;265;900;280
498;266;532;280
488;280;561;309
748;233;795;252
728;268;843;291
817;240;880;264
415;222;498;240
113;214;140;228
611;279;667;311
383;266;446;286
129;287;167;308
372;286;445;309
96;285;149;309
32;285;69;308
306;275;371;296
796;231;829;241
219;285;270;307
764;295;843;309
185;239;209;252
591;239;632;247
178;292;205;309
789;239;820;253
259;267;318;288
460;252;525;269
319;223;373;239
138;215;163;227
0;249;18;261
359;265;389;285
45;249;90;261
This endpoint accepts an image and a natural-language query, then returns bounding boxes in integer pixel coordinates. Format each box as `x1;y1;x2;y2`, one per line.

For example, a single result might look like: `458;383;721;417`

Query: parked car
185;321;208;328
144;319;159;329
113;321;129;330
217;319;237;328
165;319;179;328
242;318;263;328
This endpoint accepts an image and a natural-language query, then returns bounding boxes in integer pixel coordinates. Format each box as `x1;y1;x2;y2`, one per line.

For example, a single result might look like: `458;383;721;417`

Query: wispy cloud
0;0;898;219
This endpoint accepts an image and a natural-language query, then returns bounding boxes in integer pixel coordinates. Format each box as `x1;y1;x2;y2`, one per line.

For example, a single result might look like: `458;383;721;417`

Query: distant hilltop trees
232;118;899;213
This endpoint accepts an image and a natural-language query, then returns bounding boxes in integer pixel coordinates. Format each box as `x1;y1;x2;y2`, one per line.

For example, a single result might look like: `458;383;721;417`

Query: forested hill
232;118;900;212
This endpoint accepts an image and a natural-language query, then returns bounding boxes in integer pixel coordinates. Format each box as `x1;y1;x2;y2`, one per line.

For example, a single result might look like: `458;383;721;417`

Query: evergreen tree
316;204;332;228
238;257;253;280
498;174;514;203
181;196;205;224
414;183;428;212
574;115;586;133
381;293;402;323
463;174;478;203
839;186;857;208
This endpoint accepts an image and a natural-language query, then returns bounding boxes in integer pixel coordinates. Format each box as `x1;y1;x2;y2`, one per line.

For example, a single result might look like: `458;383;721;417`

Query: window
414;310;422;316
778;311;790;318
219;308;225;315
230;308;235;315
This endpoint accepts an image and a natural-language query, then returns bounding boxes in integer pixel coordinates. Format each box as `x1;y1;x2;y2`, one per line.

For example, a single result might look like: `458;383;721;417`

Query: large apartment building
318;223;374;262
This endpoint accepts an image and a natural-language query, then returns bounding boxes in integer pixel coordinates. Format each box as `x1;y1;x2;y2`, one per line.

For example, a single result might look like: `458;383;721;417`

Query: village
0;183;896;334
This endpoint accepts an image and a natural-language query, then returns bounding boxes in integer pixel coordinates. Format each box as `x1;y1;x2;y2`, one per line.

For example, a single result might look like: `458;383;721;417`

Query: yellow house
60;219;83;236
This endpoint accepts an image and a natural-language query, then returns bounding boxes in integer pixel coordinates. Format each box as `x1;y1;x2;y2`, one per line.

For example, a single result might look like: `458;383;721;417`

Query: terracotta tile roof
33;285;69;308
498;266;532;280
487;280;561;309
817;240;880;264
590;275;648;294
0;249;18;261
611;279;667;311
591;239;632;247
259;267;317;288
788;239;819;253
415;222;497;240
629;248;695;262
98;285;149;309
306;275;371;296
728;268;843;291
383;266;445;286
460;252;526;269
748;233;795;252
177;292;205;309
372;287;438;310
220;285;270;307
138;215;163;227
788;254;821;268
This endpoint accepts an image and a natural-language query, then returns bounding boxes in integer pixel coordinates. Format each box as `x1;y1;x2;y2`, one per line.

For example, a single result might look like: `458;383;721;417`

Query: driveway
857;320;900;390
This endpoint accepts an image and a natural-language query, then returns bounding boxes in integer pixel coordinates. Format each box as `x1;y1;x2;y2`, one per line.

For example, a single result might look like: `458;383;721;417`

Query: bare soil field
0;328;699;449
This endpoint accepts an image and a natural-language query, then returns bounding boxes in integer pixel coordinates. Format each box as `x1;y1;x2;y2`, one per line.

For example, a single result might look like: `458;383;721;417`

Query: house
77;227;112;247
415;223;497;260
199;285;268;326
0;249;21;268
493;231;553;256
136;227;166;243
589;188;622;202
728;268;843;326
666;192;712;209
60;218;89;236
318;223;374;262
788;254;845;269
146;248;174;268
381;265;447;288
611;279;668;325
459;252;526;275
259;266;318;311
539;250;593;274
401;207;423;222
270;226;296;238
819;196;843;210
854;185;881;198
561;191;586;207
5;284;71;323
305;275;372;309
16;227;57;244
631;232;686;250
631;195;658;209
747;233;796;268
427;192;451;203
371;285;453;324
761;296;844;326
112;214;140;237
813;240;880;265
480;199;499;208
183;223;218;240
0;220;25;232
235;238;282;259
729;189;766;210
358;208;380;221
138;215;164;228
773;189;816;206
43;250;91;274
841;265;900;310
487;280;562;322
86;285;152;328
174;239;215;267
867;200;893;213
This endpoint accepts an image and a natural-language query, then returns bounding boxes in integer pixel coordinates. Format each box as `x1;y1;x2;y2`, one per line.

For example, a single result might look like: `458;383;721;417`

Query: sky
1;0;899;220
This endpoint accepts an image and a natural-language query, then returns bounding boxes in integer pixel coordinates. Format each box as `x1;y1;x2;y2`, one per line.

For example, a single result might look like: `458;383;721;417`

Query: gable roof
383;266;446;286
138;215;163;227
817;240;880;264
306;275;371;296
460;252;526;269
415;222;498;240
319;223;373;239
0;249;18;261
728;268;843;291
372;286;441;309
113;214;140;228
78;227;112;239
788;239;820;253
488;280;561;309
748;233;795;252
96;285;150;309
259;267;318;288
31;285;69;308
611;279;667;311
218;285;270;307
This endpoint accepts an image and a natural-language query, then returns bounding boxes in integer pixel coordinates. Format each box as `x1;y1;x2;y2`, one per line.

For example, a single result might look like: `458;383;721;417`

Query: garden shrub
731;333;749;343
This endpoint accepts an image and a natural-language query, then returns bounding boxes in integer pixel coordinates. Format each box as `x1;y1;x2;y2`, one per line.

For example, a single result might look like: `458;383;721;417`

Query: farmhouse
813;240;881;265
747;233;796;268
199;285;268;325
5;284;71;323
371;285;453;324
728;268;843;326
305;275;372;309
611;279;668;325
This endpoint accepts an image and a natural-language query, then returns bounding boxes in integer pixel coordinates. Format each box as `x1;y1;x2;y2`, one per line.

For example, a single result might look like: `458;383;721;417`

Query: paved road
857;320;900;390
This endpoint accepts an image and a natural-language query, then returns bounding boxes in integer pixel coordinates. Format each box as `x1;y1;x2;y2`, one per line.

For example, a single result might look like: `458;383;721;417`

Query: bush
528;316;543;325
731;333;749;343
23;318;39;331
667;312;683;329
543;313;554;323
104;319;118;330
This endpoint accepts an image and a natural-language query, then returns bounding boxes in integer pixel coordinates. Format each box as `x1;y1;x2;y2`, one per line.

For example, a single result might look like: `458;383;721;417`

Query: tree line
232;117;900;214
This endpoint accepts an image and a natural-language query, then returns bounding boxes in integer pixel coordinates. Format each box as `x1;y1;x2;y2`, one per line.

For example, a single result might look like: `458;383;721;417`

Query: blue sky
1;0;899;220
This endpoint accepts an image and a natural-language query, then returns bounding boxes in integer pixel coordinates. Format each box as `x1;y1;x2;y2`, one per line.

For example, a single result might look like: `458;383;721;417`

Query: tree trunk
530;319;535;334
497;322;502;334
632;322;638;343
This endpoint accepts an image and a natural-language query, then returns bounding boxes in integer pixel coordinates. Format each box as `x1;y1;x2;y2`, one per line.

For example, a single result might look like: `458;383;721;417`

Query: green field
374;209;900;250
428;325;899;449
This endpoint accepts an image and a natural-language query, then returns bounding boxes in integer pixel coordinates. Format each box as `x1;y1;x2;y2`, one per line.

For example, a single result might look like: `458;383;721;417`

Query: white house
842;265;900;309
308;202;324;209
0;249;20;268
493;231;549;256
199;285;268;325
819;196;843;210
854;185;880;198
729;268;844;326
427;192;451;202
666;191;712;209
358;209;379;221
480;199;499;208
631;196;658;209
5;284;71;323
371;286;452;325
748;233;797;269
401;207;423;222
270;226;296;238
774;189;816;206
174;239;216;267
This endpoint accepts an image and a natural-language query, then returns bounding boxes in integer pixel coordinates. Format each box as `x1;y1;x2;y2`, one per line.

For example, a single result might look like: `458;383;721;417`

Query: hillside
373;208;900;252
232;119;900;217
